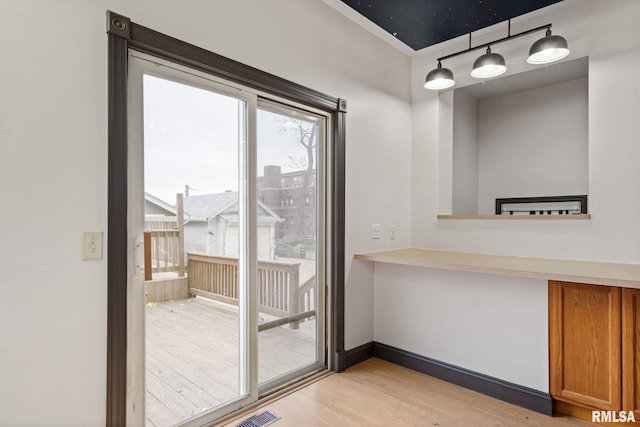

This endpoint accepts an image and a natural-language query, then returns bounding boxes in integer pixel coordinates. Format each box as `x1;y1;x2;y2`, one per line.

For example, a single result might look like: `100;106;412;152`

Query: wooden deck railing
187;253;316;328
144;194;185;280
145;229;183;274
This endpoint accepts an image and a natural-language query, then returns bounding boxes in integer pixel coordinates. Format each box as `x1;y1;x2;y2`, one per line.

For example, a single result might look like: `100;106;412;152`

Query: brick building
257;165;316;258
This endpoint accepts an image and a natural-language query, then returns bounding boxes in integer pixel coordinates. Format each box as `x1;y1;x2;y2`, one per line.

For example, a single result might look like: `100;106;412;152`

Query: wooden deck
145;296;317;427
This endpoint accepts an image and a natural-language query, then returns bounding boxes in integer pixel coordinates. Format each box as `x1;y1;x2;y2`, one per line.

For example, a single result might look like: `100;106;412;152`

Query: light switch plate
390;224;397;240
371;224;381;239
82;231;103;260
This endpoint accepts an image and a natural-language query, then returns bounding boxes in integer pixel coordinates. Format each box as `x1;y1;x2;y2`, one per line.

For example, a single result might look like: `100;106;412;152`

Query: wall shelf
354;248;640;289
437;214;590;220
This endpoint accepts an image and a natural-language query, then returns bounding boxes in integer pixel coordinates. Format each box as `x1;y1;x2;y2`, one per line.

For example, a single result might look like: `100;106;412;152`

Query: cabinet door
549;281;621;411
623;288;640;419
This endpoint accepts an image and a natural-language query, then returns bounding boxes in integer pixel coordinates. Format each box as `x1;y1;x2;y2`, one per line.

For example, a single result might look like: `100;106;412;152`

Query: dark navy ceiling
340;0;564;51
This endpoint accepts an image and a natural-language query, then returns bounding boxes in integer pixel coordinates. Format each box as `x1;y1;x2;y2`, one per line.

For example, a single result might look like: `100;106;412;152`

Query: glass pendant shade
471;47;506;78
424;63;455;90
527;30;570;64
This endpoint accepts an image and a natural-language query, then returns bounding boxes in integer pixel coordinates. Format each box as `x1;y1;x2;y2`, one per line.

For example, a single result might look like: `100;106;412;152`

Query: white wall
373;264;549;391
477;77;588;214
0;1;411;425
452;90;479;214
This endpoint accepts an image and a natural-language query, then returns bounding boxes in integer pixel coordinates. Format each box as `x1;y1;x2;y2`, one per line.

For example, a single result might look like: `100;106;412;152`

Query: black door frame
106;11;346;426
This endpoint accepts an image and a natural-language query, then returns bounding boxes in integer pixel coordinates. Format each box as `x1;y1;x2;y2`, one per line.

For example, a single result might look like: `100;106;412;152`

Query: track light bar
438;23;552;64
424;21;570;91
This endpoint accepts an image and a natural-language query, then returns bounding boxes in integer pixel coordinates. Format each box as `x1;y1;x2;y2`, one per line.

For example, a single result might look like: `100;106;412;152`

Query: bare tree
280;119;317;241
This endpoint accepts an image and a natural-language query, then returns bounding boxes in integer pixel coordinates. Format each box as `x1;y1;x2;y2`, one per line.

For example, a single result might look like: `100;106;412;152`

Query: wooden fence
187;253;316;328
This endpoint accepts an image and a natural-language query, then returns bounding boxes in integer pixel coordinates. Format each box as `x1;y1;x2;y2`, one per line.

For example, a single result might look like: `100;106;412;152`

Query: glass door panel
256;103;325;389
139;70;250;426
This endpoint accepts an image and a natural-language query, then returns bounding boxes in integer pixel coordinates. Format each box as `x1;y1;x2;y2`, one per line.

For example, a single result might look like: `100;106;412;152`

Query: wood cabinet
623;288;640;421
549;281;621;411
550;281;640;424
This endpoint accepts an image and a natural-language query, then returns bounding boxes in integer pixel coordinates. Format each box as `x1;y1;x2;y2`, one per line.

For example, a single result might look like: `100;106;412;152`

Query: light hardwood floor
218;358;597;427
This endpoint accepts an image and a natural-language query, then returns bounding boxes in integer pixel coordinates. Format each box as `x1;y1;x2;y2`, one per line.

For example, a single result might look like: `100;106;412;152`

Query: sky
143;75;317;204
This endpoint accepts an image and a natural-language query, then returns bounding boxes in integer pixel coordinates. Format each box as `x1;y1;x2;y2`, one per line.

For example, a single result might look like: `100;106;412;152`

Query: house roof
145;192;178;215
183;192;282;223
183;192;238;221
144;192;191;221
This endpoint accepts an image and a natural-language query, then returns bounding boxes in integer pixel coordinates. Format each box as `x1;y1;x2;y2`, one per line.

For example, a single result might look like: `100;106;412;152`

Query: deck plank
145;296;317;426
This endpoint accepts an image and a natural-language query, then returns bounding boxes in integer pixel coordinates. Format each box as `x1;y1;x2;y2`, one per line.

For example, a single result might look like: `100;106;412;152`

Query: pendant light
424;62;455;90
527;28;570;64
424;21;570;91
471;46;506;78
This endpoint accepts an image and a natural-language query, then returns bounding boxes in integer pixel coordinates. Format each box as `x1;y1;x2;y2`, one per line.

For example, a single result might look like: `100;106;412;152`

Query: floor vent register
235;410;280;427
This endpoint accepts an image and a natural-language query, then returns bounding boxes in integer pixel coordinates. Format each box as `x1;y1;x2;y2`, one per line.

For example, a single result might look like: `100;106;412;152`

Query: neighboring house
144;193;189;226
183;191;282;260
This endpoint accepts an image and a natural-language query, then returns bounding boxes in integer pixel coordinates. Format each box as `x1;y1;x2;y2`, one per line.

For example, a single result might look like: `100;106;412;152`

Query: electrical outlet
82;231;103;260
390;224;397;240
371;224;381;239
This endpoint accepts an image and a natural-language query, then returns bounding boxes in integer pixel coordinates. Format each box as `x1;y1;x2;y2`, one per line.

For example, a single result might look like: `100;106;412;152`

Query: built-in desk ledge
437;214;591;220
354;248;640;289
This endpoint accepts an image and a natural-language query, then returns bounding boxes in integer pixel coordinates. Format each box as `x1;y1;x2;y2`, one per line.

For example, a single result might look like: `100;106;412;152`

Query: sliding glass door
256;102;325;391
127;52;325;427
